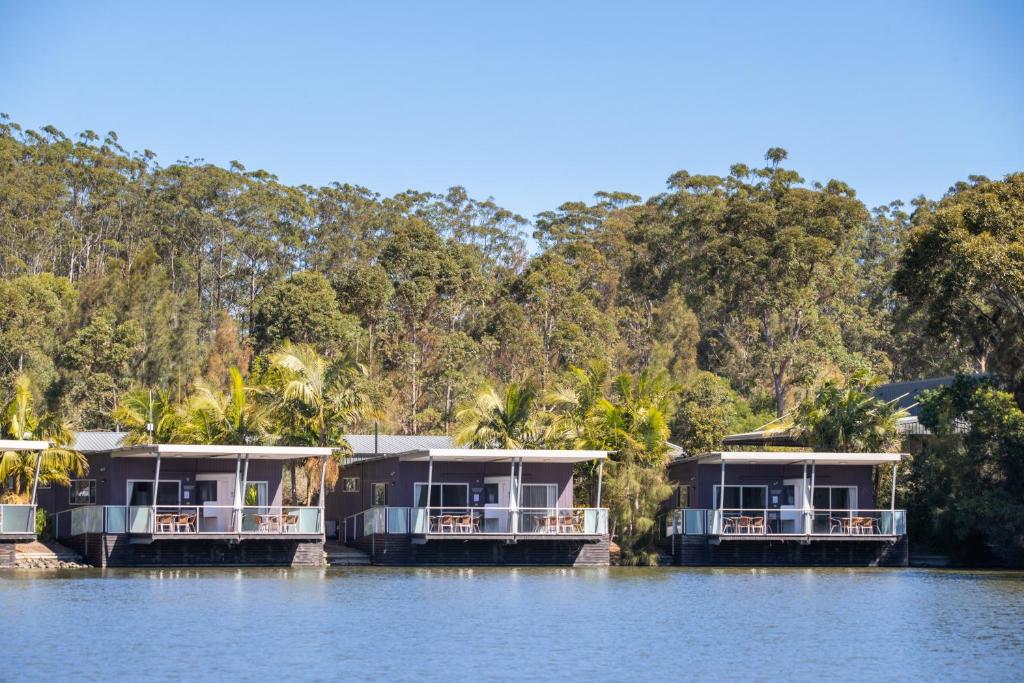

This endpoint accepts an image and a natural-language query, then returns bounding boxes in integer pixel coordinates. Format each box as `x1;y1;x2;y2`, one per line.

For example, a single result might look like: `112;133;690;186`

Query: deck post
595;458;604;507
802;462;809;535
509;457;517;534
30;448;43;506
425;454;433;534
151;451;162;534
318;455;328;533
718;460;725;534
240;455;251;532
233;453;242;533
890;461;898;531
809;461;816;533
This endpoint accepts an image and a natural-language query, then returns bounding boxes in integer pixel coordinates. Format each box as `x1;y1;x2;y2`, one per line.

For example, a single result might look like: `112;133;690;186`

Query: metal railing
343;506;609;542
51;505;323;538
0;504;37;535
667;508;907;537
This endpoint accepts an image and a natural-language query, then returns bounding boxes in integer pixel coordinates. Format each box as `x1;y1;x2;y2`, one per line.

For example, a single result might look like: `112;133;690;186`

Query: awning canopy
681;451;904;466
0;439;50;451
111;444;334;461
392;448;608;464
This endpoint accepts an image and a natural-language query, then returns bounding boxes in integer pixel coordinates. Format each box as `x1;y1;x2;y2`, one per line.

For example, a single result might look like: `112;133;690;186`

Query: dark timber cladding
42;440;332;567
665;450;909;567
331;446;611;566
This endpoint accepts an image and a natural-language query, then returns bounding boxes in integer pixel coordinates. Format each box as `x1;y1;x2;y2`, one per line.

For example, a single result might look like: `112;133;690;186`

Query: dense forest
2;115;1022;563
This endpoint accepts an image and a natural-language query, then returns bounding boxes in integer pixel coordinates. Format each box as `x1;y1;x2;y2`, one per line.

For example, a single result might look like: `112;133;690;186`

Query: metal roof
392;448;607;463
873;376;957;416
71;431;128;453
677;451;903;466
344;434;454;456
112;444;333;460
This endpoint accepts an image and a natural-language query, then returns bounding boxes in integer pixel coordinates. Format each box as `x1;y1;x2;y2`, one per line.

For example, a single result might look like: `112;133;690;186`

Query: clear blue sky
2;1;1022;220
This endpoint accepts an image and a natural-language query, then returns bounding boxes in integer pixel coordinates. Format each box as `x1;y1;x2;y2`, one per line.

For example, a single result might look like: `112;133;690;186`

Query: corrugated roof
344;434;454;456
68;431;455;456
873;377;957;416
71;431;128;453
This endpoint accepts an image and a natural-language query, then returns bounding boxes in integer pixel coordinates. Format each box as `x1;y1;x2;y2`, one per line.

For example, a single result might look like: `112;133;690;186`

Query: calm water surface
1;567;1022;682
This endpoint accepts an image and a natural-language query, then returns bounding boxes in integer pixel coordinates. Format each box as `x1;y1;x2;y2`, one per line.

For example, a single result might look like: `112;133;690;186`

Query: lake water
1;567;1022;682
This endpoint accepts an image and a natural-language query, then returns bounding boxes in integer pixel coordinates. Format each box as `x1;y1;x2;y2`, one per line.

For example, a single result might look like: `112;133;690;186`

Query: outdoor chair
282;514;299;533
175;514;195;533
858;517;876;534
748;516;765;534
156;514;175;533
438;514;456;534
558;515;575;534
455;514;473;533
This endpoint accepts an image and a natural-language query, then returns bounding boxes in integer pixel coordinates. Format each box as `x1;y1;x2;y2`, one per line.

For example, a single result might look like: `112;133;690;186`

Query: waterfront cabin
665;451;908;566
0;439;49;567
44;435;332;567
328;446;610;566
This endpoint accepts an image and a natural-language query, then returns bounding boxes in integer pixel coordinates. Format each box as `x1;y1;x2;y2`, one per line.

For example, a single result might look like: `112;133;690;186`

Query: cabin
42;433;330;567
327;443;610;566
0;439;49;567
665;451;908;566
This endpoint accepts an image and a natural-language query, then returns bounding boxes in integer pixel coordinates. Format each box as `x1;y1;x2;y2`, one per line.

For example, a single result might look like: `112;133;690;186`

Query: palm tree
454;382;551;449
177;367;274;446
1;374;87;500
269;342;369;504
112;387;179;445
547;366;677;557
794;370;906;452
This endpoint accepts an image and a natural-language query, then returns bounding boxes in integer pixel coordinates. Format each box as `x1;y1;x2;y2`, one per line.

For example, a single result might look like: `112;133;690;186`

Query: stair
324;542;371;566
15;540;88;568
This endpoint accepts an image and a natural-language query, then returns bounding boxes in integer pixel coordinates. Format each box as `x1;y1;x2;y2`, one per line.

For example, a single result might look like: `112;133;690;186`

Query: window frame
68;479;97;505
341;477;360;493
412;482;470;509
712;485;768;510
371;482;388;506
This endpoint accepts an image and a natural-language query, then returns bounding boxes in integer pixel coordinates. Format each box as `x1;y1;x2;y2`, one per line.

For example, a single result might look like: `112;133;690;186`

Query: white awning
394;448;607;463
0;439;50;451
686;451;904;466
111;444;334;460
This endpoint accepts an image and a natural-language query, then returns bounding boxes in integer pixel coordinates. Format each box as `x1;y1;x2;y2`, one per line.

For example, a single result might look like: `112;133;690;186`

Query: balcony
53;505;323;540
344;506;609;542
0;504;37;538
668;508;907;540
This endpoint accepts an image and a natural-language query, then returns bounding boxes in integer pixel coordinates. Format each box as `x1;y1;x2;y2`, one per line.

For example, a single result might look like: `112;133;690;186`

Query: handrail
344;506;609;539
51;504;323;536
669;508;907;537
0;503;37;534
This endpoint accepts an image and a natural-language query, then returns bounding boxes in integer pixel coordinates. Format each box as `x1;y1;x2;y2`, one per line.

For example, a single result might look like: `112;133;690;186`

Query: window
197;480;218;504
127;480;180;506
521;483;557;509
69;480;96;505
342;477;360;493
413;483;469;509
372;482;388;506
813;486;857;510
483;483;499;505
677;485;694;508
713;485;767;510
245;481;269;506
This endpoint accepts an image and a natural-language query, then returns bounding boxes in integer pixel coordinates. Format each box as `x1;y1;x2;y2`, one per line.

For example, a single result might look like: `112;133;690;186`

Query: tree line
2;116;1022;562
